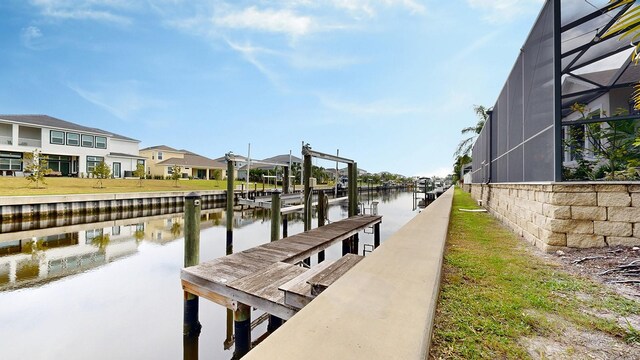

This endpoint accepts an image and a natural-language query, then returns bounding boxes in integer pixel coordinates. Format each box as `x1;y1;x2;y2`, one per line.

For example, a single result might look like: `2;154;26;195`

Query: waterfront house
0;114;143;178
140;145;226;179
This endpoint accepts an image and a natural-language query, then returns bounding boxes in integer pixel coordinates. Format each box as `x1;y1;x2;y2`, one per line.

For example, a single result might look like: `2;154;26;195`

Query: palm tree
454;105;489;157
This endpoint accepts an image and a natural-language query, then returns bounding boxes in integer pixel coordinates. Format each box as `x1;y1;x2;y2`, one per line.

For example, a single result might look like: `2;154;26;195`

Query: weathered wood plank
278;258;340;309
180;215;382;318
228;262;307;304
307;254;364;296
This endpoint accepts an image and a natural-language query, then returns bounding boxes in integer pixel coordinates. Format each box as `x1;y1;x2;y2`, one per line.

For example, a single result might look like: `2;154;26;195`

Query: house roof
156;150;226;169
108;152;146;159
238;154;302;170
140;145;183;152
0;114;138;142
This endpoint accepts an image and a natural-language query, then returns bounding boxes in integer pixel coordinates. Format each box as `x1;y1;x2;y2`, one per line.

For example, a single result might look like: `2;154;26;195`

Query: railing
0;135;12;145
17;138;41;147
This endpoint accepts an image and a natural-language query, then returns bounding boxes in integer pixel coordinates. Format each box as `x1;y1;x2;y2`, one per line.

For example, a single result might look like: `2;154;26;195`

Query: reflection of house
0;226;139;291
140;145;226;179
0;115;144;177
561;64;640;166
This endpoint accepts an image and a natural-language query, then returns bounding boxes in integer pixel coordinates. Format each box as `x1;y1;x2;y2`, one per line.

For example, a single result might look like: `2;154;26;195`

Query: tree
452;155;472;184
211;169;222;180
454;105;489;158
23;149;52;189
170;165;182;187
92;161;111;188
133;163;145;187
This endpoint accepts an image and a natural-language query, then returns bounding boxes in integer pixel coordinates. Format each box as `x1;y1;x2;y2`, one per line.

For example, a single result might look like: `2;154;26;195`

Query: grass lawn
430;188;640;359
0;177;256;196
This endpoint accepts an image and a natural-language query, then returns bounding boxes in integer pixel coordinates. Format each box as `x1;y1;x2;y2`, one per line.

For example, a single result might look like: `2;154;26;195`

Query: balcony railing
17;138;41;147
0;135;12;145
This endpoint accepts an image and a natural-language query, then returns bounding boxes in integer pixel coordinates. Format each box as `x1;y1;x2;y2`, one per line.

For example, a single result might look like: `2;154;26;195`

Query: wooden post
270;191;281;242
303;152;312;232
302;149;312;266
183;193;201;337
226;156;234;257
374;222;381;248
351;163;359;255
317;190;326;263
282;166;289;238
234;303;251;358
344;163;355;255
268;191;283;332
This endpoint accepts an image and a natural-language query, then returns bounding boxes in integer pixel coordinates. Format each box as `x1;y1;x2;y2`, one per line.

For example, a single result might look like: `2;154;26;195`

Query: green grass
0;177;242;196
430;187;640;359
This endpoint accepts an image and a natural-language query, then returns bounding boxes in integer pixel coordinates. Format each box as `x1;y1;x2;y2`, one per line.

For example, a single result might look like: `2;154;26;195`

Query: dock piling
226;154;234;255
183;192;202;338
234;303;252;358
317;190;326;263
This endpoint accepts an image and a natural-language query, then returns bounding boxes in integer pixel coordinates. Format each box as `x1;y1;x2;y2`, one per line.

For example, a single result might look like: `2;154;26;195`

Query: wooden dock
181;215;382;320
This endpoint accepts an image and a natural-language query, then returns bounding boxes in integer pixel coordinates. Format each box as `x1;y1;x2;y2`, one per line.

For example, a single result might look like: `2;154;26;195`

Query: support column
183;192;201;359
226;155;234;257
234;303;251;358
317;190;326;263
303;152;312;232
351;163;359;254
268;192;283;333
282;166;289;238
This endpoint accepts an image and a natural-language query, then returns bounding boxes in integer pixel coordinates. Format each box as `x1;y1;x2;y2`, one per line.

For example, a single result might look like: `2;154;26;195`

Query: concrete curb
244;187;454;359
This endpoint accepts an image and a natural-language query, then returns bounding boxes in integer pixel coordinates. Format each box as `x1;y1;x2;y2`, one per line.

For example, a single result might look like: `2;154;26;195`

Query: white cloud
328;0;426;17
319;95;426;117
68;81;165;120
467;0;543;23
224;40;285;89
21;26;44;50
29;0;132;24
215;7;314;37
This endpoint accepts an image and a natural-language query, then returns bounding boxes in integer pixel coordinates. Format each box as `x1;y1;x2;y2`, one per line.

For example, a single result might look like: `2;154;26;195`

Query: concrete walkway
244;187;454;359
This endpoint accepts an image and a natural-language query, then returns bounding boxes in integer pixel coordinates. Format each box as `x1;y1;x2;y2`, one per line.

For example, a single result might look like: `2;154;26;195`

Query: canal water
0;190;419;360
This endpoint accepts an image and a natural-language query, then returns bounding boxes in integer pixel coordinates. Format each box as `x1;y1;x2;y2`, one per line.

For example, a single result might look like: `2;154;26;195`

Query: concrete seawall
0;190;228;221
244;187;454;359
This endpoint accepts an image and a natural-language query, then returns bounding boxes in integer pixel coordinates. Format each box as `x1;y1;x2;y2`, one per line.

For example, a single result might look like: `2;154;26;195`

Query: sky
0;0;546;177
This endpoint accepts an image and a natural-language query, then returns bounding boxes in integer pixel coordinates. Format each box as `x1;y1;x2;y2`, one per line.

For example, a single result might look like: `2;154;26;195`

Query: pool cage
471;0;640;183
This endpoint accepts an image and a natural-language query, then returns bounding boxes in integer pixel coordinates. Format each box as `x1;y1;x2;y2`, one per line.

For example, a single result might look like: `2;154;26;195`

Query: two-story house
0;114;144;177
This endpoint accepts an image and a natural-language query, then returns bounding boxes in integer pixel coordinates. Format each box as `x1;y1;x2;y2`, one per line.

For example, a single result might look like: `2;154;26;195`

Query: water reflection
0;189;417;360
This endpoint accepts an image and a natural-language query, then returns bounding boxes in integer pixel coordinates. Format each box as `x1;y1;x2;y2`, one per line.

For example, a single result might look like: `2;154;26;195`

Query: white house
0;114;144;177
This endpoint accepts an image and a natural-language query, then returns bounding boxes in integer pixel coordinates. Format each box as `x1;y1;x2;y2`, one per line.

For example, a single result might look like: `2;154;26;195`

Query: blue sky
0;0;544;176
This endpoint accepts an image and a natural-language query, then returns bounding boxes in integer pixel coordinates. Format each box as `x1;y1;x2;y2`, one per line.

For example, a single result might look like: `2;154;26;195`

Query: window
82;134;94;148
86;156;104;173
67;133;80;146
50;131;64;145
137;159;145;166
95;136;107;149
0;152;22;171
157;152;163;160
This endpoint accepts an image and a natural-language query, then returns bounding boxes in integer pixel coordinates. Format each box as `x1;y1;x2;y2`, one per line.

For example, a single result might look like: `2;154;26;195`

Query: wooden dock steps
308;254;364;296
181;215;382;320
279;254;364;309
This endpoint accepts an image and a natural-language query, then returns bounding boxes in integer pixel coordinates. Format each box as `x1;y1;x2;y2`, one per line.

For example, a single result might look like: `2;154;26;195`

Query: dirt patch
516;244;640;359
541;246;640;300
520;311;640;360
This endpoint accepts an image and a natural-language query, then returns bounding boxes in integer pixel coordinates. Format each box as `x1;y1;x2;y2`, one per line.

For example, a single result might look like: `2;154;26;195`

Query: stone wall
468;183;640;252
